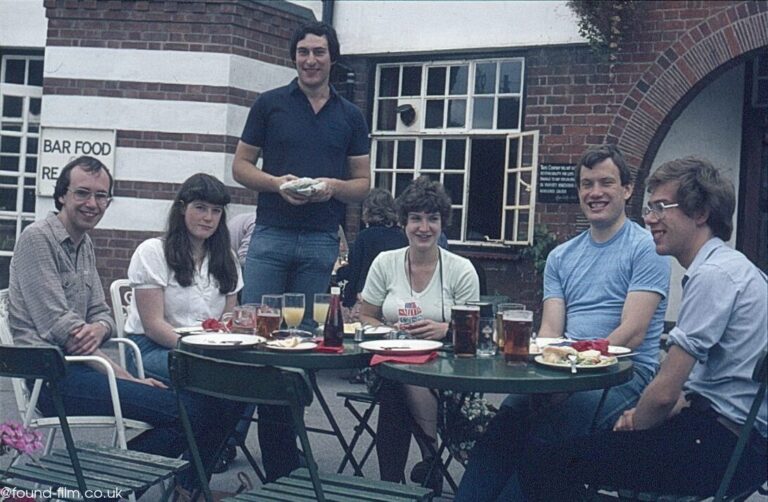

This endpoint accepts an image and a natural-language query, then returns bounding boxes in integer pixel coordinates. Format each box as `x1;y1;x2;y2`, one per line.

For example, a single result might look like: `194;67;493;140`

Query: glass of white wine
313;293;331;335
283;293;306;335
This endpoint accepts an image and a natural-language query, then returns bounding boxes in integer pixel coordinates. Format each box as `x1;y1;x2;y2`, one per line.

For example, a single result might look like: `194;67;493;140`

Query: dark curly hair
289;21;340;63
396;176;452;227
362;188;398;227
646;156;735;241
165;173;237;294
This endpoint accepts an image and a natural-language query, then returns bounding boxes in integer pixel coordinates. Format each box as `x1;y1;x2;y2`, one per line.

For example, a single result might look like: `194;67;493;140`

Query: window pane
427;67;446;96
421;139;442;169
425;100;445;128
0;155;19;171
497;97;520;129
468;138;504;241
446;208;462;240
506;171;519;206
379;67;399;97
443;173;464;204
4;59;25;84
475;62;496;94
2;121;22;132
0;256;9;289
2;96;23;118
396;140;415;169
499;61;522;93
401;66;422;96
395;173;413;198
0;187;17;210
23;187;35;212
376;140;395;169
0;219;16;251
25;155;36;173
449;65;468;95
26;137;38;155
445;140;466;169
375;171;393;193
1;136;21;154
472;97;494;128
30;97;41;118
377;99;397;131
447;99;466;127
28;60;44;86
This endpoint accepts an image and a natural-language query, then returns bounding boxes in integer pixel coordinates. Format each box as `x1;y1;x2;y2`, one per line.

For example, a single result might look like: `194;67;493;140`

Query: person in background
516;157;767;500
231;20;370;482
360;177;480;493
336;188;408;308
228;210;257;269
456;144;670;500
124;173;242;383
7;156;240;495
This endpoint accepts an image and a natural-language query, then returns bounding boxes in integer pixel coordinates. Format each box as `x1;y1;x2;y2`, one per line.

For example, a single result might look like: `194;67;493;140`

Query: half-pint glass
452;305;479;357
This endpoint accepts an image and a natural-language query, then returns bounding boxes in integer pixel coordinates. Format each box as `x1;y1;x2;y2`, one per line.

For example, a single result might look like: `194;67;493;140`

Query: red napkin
370;351;438;366
314;342;344;354
571;338;610;355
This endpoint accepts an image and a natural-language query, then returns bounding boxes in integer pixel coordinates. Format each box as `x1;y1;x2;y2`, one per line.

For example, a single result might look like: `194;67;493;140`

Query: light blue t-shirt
543;219;671;371
669;238;767;438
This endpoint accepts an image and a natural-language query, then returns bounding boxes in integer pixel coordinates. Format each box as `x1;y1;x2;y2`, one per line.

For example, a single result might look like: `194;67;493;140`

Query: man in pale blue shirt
517;156;767;499
457;145;671;501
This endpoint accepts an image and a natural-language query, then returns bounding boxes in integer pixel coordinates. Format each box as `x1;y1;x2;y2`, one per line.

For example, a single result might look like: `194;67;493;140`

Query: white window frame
371;58;538;246
1;54;43;286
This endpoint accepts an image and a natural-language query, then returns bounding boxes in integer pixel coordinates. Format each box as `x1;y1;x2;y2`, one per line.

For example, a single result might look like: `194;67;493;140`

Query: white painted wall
334;0;583;56
645;64;745;322
0;0;46;48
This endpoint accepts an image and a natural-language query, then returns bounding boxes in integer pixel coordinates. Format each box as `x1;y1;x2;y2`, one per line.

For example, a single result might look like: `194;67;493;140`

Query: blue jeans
243;225;338;331
34;365;242;491
126;334;171;384
455;364;654;501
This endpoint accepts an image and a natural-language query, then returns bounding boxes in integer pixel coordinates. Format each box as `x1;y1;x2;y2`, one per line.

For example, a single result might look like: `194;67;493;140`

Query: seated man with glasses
457;144;671;501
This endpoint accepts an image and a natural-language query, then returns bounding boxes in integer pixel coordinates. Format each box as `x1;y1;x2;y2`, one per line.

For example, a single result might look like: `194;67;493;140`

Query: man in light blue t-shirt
456;144;671;501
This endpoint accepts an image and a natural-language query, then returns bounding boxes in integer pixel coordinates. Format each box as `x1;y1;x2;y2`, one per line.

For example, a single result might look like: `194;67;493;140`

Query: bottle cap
331;286;341;295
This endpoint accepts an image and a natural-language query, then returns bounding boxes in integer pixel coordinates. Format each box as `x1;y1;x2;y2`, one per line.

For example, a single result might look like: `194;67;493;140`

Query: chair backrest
0;289;39;423
168;350;313;408
0;344;68;382
109;279;132;367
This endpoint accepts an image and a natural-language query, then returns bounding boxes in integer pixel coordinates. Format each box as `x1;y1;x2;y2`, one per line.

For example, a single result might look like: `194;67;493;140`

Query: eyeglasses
641;201;679;220
68;188;112;207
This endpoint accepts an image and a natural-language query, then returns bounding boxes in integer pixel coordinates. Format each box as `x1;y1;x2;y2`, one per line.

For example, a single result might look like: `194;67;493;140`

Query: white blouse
123;238;243;334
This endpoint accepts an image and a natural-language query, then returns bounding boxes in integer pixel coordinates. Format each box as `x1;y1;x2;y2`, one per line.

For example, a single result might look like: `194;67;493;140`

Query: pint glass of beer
502;309;533;362
451;305;480;357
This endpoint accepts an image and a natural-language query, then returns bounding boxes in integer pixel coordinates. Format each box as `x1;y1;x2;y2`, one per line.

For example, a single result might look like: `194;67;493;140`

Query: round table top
178;338;372;371
376;353;634;394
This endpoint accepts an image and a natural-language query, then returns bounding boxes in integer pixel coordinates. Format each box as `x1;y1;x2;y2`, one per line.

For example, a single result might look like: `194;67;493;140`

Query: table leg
307;371;364;476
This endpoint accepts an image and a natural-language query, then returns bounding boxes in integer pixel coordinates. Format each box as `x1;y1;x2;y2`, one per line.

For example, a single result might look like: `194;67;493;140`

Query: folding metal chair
169;349;434;502
336;390;378;474
0;345;187;500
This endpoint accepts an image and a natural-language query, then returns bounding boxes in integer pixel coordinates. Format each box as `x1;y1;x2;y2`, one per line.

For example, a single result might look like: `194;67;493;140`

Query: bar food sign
37;127;116;196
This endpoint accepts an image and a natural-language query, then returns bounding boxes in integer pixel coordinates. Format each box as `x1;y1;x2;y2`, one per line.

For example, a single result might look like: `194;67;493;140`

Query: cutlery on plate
567;354;578;374
382;346;411;350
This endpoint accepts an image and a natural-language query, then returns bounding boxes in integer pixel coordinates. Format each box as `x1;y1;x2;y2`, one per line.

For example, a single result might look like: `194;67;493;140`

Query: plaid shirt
8;212;115;348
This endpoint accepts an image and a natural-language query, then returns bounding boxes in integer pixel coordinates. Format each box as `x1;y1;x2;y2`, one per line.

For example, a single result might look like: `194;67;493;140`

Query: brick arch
607;1;768;202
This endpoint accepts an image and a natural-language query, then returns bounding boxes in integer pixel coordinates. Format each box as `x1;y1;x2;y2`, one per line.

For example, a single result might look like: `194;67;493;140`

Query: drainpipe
322;0;334;24
321;0;355;101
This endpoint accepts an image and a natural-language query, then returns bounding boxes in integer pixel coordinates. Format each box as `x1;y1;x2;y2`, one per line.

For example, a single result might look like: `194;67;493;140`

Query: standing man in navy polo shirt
231;21;370;482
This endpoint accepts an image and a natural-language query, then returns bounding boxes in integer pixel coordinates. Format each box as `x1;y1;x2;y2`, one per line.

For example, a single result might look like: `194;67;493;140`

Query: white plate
607;345;632;356
174;326;203;335
265;341;317;352
364;326;394;336
359;339;443;355
534;355;618;371
180;333;265;349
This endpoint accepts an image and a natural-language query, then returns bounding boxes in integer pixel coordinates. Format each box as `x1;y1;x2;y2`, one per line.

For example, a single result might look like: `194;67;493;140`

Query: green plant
567;0;641;61
523;224;558;276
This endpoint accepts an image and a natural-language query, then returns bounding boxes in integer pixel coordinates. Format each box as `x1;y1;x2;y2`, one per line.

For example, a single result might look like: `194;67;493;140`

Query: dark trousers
518;407;767;501
375;379;424;483
257;404;300;482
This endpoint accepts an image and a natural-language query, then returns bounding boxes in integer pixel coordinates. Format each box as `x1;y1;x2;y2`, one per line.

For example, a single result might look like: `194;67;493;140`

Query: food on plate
201;318;229;331
268;337;301;348
541;345;616;366
571;338;610;355
541;345;578;364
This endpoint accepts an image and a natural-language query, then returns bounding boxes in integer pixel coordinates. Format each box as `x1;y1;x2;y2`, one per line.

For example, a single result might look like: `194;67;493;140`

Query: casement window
0;54;43;288
370;58;538;246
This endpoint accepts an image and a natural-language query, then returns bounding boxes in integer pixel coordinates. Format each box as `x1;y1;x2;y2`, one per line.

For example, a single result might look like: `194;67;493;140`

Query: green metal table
179;339;372;476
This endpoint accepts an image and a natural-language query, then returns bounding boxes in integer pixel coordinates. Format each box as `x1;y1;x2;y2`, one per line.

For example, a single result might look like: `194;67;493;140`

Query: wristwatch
96;319;111;335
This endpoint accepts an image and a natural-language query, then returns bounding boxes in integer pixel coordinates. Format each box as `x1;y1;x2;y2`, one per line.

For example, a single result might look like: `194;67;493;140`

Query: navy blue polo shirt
240;78;370;232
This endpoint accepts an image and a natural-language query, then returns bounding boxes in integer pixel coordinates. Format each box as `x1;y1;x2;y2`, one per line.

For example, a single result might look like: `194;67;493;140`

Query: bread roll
542;345;578;363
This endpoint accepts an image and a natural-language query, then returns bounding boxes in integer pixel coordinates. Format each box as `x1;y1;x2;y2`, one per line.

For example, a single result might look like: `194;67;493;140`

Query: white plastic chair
0;289;153;452
109;278;138;370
